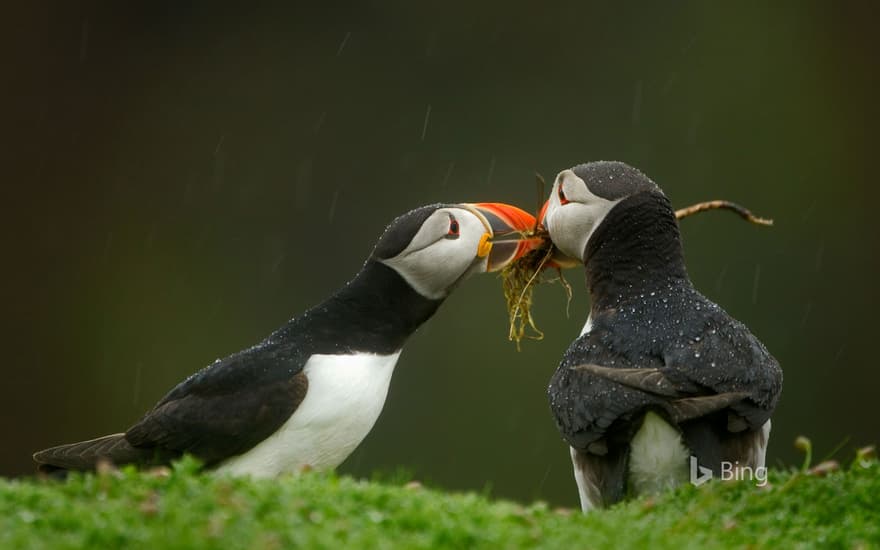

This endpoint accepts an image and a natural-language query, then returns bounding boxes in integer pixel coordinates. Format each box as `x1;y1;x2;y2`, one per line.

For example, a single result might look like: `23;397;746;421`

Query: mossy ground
2;457;877;549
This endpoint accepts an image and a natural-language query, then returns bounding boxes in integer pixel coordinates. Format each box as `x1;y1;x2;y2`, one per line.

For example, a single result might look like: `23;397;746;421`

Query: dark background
4;2;878;507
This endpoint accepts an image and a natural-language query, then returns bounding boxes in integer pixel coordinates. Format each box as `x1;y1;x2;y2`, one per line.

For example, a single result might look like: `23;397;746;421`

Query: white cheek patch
380;208;485;300
546;171;621;262
383;245;466;299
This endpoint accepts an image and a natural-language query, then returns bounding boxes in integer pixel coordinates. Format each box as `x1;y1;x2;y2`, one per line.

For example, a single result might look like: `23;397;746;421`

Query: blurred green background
4;2;878;507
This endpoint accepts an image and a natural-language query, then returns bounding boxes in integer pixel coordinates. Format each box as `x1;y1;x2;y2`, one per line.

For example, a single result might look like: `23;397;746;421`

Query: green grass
2;456;878;549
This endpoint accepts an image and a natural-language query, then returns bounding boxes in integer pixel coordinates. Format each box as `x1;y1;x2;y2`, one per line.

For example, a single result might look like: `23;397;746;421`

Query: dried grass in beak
500;229;572;350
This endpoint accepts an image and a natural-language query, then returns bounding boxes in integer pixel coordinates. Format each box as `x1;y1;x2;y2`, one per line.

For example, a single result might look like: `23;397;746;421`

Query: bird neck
584;191;690;312
287;261;443;355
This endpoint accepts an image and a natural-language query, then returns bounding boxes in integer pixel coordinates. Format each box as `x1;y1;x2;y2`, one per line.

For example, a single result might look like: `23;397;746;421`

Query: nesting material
501;232;572;350
674;200;774;226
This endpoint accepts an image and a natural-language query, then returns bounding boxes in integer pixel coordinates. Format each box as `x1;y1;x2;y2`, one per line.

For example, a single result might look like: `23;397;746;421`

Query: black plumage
547;167;782;507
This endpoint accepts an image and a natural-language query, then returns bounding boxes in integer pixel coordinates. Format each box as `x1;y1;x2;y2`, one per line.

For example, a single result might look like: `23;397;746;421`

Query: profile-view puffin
540;161;782;510
34;202;539;477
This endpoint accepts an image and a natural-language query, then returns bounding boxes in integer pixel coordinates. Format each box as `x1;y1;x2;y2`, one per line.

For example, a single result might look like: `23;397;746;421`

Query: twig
675;200;774;226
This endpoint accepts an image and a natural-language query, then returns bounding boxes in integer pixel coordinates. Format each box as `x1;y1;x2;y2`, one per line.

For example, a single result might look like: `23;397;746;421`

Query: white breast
214;351;401;478
580;315;593;336
627;411;690;496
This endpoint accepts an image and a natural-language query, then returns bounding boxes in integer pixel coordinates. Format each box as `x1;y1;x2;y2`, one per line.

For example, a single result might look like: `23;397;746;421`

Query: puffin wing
550;345;666;453
124;345;309;466
569;364;682;397
660;316;783;431
569;364;748;423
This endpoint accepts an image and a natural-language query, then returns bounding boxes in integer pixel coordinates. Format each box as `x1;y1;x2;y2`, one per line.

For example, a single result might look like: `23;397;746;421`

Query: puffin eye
446;214;460;239
558;182;570;205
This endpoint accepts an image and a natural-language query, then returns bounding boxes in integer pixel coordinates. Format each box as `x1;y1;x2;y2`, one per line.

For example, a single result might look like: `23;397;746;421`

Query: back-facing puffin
540;161;782;510
34;202;538;477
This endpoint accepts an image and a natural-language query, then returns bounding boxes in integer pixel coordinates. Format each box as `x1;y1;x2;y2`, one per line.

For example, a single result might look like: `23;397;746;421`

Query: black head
570;161;658;201
371;204;444;261
543;161;665;262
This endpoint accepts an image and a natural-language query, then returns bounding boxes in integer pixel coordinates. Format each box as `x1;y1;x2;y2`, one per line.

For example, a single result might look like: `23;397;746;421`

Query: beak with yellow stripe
460;202;545;272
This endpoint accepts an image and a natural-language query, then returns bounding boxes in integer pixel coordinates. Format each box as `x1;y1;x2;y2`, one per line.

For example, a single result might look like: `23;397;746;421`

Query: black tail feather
33;433;179;472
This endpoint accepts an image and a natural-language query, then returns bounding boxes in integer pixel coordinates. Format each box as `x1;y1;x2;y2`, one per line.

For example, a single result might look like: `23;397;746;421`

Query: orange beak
462;202;546;271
